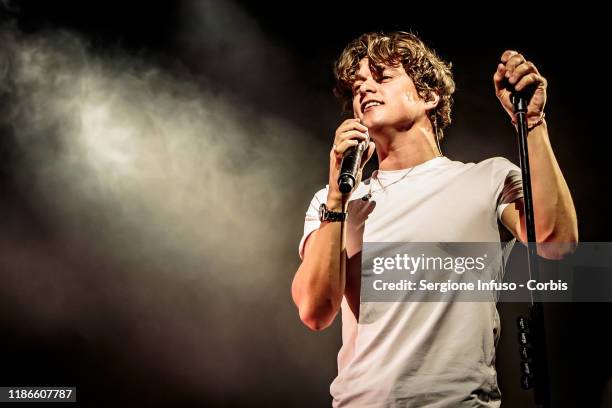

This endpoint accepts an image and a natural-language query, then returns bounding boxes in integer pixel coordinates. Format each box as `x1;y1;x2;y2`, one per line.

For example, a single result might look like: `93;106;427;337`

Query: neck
373;121;441;171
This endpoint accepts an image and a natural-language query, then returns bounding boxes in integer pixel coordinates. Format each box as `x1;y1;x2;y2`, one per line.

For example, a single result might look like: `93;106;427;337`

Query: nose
358;76;377;95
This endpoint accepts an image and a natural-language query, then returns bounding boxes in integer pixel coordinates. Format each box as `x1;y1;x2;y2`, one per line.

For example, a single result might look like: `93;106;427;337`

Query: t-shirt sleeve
490;157;523;221
298;187;329;260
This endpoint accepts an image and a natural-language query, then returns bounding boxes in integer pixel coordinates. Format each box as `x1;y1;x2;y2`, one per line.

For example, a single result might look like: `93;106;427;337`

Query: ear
425;91;440;110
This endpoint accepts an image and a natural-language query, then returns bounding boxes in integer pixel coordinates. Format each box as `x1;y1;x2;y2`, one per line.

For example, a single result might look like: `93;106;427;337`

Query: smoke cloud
0;1;336;404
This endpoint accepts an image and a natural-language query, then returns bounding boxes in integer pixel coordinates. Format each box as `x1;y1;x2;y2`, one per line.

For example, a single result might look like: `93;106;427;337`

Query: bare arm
291;204;347;331
495;51;578;259
500;121;578;258
291;119;374;331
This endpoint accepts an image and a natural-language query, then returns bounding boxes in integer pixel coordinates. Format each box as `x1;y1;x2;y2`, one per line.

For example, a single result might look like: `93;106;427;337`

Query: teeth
364;101;382;110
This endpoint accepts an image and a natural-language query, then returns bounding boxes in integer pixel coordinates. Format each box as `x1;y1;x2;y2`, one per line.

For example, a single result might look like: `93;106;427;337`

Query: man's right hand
328;119;376;210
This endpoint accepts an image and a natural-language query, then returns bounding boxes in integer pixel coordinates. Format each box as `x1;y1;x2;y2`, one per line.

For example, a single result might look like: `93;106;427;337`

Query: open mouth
362;101;384;113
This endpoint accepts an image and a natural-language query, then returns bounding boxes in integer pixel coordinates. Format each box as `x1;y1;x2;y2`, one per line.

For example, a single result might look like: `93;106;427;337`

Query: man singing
291;31;577;406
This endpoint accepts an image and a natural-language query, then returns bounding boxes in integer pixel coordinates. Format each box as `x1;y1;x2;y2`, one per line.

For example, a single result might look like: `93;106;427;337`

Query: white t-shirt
299;156;523;407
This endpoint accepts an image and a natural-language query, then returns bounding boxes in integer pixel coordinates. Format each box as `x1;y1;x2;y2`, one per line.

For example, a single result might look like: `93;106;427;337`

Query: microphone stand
512;93;551;408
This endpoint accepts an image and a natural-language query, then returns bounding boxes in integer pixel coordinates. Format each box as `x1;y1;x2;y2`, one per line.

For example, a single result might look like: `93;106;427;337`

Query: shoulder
433;156;511;173
434;156;513;169
458;156;520;177
476;156;517;169
311;186;329;202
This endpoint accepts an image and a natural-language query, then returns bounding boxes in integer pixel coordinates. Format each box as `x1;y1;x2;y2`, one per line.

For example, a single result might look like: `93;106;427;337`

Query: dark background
1;1;610;407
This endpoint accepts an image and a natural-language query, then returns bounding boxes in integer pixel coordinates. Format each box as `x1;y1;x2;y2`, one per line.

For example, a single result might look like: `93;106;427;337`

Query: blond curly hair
334;31;455;139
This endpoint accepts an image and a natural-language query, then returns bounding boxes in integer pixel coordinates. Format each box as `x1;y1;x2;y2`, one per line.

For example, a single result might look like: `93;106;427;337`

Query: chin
361;116;383;130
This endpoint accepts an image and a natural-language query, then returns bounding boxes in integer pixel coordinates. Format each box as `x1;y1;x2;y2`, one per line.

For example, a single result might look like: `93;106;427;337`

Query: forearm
291;195;347;331
524;121;578;244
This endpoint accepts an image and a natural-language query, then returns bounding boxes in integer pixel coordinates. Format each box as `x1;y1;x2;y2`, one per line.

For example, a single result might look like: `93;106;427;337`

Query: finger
500;50;519;63
333;139;359;156
504;53;525;77
508;61;537;85
361;141;376;167
340;118;367;130
337;119;368;136
514;73;546;92
335;130;368;145
340;118;361;127
493;63;507;93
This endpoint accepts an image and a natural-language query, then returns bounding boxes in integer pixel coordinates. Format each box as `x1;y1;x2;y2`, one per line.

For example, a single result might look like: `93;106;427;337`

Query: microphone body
338;138;368;194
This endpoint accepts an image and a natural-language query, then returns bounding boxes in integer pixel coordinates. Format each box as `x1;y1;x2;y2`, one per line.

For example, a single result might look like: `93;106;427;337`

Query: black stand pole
512;93;551;408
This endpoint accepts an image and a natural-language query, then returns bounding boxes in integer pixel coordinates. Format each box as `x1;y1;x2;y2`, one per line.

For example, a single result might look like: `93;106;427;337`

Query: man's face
351;58;428;132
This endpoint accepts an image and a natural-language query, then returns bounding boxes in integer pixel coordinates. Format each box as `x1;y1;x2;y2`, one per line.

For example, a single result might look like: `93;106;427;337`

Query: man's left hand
493;50;547;125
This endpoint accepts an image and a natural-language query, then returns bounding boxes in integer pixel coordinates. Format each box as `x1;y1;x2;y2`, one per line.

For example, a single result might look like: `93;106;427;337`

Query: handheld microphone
338;133;369;194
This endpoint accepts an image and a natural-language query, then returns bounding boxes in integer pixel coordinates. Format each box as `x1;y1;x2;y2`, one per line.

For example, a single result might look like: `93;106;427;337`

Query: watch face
319;203;326;221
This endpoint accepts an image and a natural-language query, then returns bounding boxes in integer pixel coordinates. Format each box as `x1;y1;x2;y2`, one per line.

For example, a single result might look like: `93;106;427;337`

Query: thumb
361;141;376;168
493;63;507;95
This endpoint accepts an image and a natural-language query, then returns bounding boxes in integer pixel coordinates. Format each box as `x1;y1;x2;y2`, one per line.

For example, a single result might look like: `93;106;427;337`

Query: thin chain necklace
361;165;417;201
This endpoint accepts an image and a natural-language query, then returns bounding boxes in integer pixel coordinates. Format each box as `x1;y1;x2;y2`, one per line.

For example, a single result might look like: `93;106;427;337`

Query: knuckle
509;55;523;67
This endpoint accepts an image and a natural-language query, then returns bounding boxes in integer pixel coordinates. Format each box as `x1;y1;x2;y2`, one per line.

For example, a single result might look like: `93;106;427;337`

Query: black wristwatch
318;203;347;222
